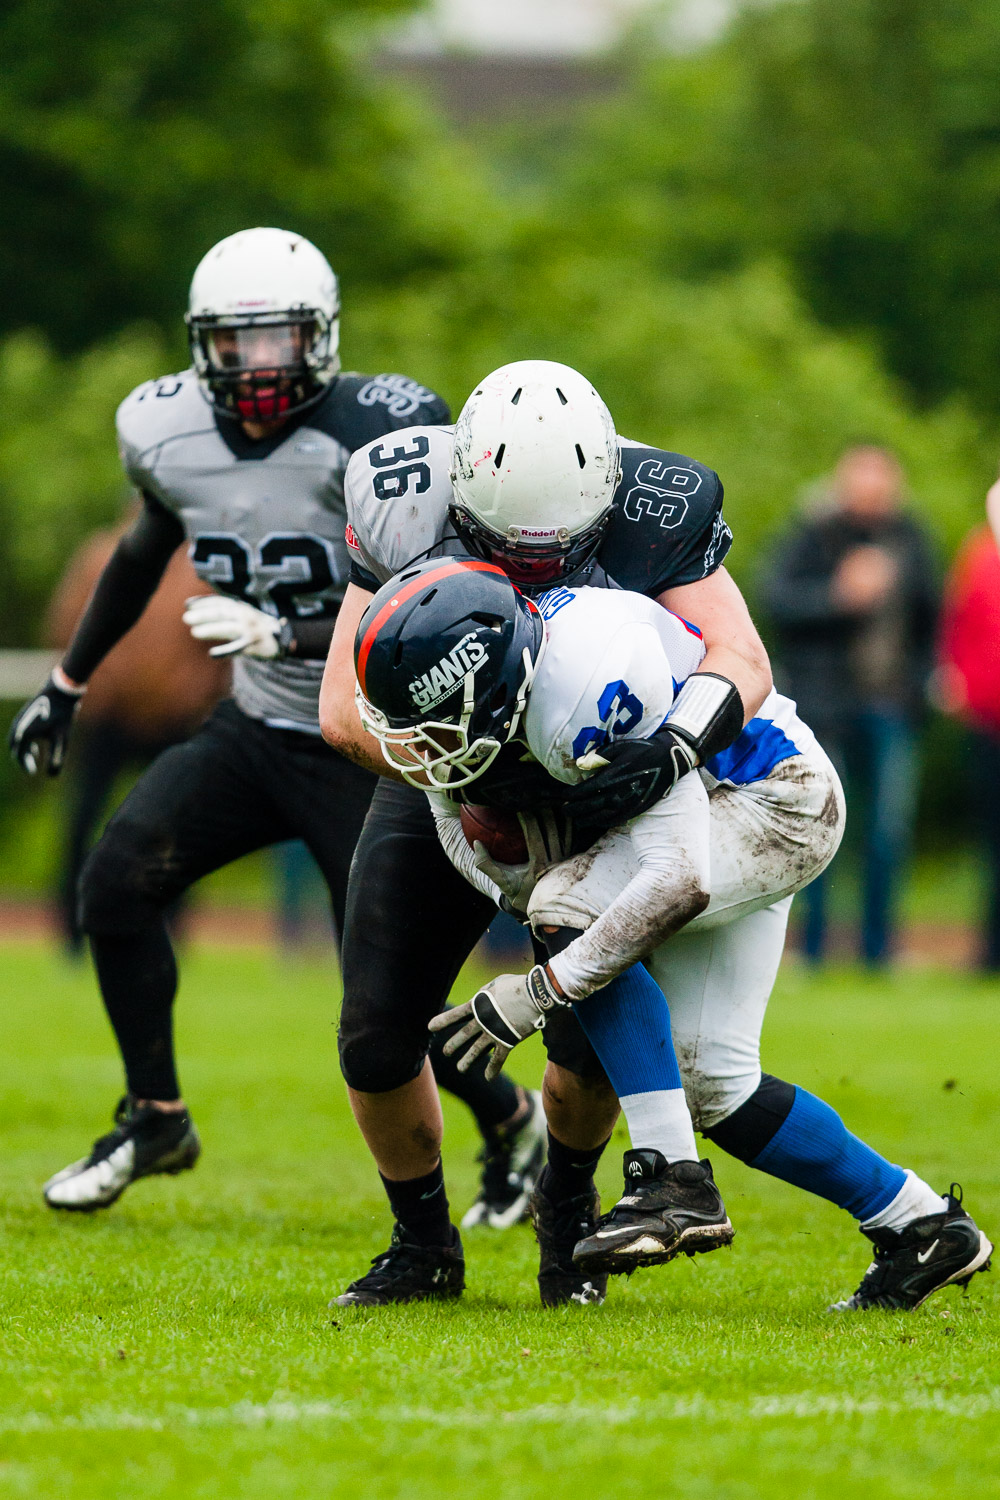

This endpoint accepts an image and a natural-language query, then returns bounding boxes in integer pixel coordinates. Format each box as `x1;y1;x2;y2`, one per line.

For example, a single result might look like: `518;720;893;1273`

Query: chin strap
663;672;744;763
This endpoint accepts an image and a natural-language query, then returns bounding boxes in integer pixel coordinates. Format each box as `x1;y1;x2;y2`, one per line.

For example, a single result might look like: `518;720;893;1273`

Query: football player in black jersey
9;230;543;1216
321;361;773;1307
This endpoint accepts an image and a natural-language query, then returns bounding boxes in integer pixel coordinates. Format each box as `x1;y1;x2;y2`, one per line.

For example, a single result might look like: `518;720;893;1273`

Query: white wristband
52;665;86;696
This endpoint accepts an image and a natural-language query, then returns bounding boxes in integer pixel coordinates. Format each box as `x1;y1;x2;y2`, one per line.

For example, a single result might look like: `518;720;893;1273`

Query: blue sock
751;1087;906;1221
571;963;682;1098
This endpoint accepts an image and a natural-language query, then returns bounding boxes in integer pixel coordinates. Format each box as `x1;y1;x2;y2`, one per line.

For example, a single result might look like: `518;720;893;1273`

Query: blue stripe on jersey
705;717;800;786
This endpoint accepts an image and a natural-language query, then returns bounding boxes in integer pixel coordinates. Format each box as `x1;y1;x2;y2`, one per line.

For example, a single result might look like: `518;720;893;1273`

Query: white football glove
183;595;285;659
471;809;574;913
428;965;567;1080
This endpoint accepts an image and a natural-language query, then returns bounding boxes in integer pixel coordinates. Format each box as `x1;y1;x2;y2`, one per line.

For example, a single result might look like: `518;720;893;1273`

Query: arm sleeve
426;793;503;905
61;492;186;683
283;617;337;660
543;774;712;999
349;558;382;592
646;476;732;594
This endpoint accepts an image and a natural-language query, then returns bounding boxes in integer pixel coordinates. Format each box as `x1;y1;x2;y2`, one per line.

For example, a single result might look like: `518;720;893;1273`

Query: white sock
619;1088;699;1163
862;1169;948;1234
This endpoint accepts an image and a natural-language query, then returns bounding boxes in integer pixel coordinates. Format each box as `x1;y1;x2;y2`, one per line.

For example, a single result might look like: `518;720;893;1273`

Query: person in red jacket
938;523;1000;970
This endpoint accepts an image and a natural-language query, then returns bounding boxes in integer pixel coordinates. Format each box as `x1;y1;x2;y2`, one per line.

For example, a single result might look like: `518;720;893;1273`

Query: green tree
558;0;1000;413
0;0;455;351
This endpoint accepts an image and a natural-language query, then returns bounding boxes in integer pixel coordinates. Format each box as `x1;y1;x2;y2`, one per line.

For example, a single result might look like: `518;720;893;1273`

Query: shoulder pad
306;372;451;453
597;439;731;595
115;369;213;493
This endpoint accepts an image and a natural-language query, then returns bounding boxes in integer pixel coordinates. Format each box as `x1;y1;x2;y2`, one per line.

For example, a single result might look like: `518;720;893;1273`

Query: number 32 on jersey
190;532;341;620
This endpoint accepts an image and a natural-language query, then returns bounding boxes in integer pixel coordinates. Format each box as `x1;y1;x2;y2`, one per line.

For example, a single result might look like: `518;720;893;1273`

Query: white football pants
528;748;845;1129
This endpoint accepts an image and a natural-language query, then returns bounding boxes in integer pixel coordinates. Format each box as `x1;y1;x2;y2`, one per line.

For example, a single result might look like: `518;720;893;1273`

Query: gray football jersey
117;369;449;730
344;424;730;598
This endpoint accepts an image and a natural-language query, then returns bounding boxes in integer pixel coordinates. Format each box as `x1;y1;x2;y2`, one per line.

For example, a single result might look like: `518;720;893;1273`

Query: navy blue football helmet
354;557;545;790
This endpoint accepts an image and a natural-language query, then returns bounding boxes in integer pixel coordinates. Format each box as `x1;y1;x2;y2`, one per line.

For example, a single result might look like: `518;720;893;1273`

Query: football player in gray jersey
10;228;544;1216
319;360;775;1308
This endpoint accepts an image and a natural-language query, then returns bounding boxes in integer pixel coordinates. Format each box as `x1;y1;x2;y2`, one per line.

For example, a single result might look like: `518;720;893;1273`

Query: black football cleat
43;1096;201;1211
573;1151;734;1276
530;1174;607;1307
462;1089;547;1230
331;1224;465;1308
829;1185;993;1311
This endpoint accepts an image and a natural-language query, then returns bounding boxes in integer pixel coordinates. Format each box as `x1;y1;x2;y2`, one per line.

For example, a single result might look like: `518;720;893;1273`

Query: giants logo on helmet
409;633;490;713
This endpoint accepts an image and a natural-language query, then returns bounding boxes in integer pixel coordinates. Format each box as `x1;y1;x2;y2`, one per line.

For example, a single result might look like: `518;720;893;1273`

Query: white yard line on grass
2;1390;999;1435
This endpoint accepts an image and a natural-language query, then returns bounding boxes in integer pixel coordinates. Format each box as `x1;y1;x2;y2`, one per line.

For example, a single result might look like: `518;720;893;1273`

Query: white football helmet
449;359;621;590
186;227;340;422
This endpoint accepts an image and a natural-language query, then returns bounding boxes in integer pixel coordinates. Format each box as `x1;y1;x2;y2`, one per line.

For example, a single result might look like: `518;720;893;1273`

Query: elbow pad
664;673;743;763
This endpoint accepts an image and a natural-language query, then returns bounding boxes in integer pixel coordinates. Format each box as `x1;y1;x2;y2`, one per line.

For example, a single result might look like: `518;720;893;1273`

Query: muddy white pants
528;748;846;1128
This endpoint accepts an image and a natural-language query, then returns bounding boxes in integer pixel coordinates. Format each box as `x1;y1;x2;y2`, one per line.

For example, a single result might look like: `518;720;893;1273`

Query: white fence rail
0;651;60;698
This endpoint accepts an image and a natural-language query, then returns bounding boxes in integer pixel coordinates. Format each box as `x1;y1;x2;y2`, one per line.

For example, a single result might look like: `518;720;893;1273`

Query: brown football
460;804;528;865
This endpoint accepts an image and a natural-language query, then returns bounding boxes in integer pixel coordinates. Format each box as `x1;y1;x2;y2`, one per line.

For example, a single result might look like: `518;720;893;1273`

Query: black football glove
558;672;744;828
558;728;700;826
8;672;85;776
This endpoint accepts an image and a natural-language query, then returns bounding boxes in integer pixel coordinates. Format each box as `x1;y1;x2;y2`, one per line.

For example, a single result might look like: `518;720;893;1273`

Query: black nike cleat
573;1151;734;1276
829;1185;993;1311
462;1090;547;1230
530;1174;607;1308
331;1224;465;1308
43;1096;201;1211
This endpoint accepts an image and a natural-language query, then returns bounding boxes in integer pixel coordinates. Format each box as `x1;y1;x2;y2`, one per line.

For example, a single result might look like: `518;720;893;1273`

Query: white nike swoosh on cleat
44;1141;135;1206
916;1239;940;1264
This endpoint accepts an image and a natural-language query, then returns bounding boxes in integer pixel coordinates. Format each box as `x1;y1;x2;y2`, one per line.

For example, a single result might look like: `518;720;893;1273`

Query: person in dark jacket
761;445;939;964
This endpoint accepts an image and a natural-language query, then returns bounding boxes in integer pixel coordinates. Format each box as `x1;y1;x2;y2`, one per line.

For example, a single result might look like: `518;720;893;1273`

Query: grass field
1;940;998;1498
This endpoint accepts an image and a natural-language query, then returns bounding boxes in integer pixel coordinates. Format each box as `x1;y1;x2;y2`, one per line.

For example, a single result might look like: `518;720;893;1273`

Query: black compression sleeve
62;493;186;683
283;617;337;661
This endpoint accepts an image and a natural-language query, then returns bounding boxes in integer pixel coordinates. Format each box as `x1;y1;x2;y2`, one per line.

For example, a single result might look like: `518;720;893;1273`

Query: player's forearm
696;641;771;725
428;796;502;904
543;779;712;1000
547;864;708;999
319;583;405;778
319;685;400;778
61;507;182;684
659;568;771;725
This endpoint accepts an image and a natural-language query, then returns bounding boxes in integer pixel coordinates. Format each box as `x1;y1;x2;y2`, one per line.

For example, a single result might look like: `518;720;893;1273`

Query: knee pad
338;1014;428;1094
78;819;182;937
701;1073;796;1162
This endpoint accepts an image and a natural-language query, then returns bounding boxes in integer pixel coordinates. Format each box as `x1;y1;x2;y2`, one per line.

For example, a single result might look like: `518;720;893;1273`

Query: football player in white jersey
322;363;990;1311
9;229;543;1217
352;559;992;1312
321;360;775;1307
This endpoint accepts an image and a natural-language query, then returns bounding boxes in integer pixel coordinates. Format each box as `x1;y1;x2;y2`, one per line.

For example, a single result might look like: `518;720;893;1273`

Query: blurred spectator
937;524;1000;971
45;507;229;952
762;445;939;964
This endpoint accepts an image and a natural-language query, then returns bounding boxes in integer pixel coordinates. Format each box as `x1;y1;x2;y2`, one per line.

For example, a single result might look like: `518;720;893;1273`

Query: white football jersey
524;587;816;789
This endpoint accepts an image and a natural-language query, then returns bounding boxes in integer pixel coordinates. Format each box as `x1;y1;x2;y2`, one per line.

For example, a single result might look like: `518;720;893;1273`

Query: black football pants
77;700;518;1126
338;778;604;1093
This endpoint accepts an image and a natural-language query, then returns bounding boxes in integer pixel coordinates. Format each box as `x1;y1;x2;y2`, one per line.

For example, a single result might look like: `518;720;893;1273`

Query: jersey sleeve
342;424;457;589
598;442;732;596
114;373;194;515
116;380;161;495
318;373;450;453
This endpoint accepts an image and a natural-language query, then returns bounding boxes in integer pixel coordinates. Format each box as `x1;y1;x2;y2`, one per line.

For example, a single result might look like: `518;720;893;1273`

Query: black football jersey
344;429;731;600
